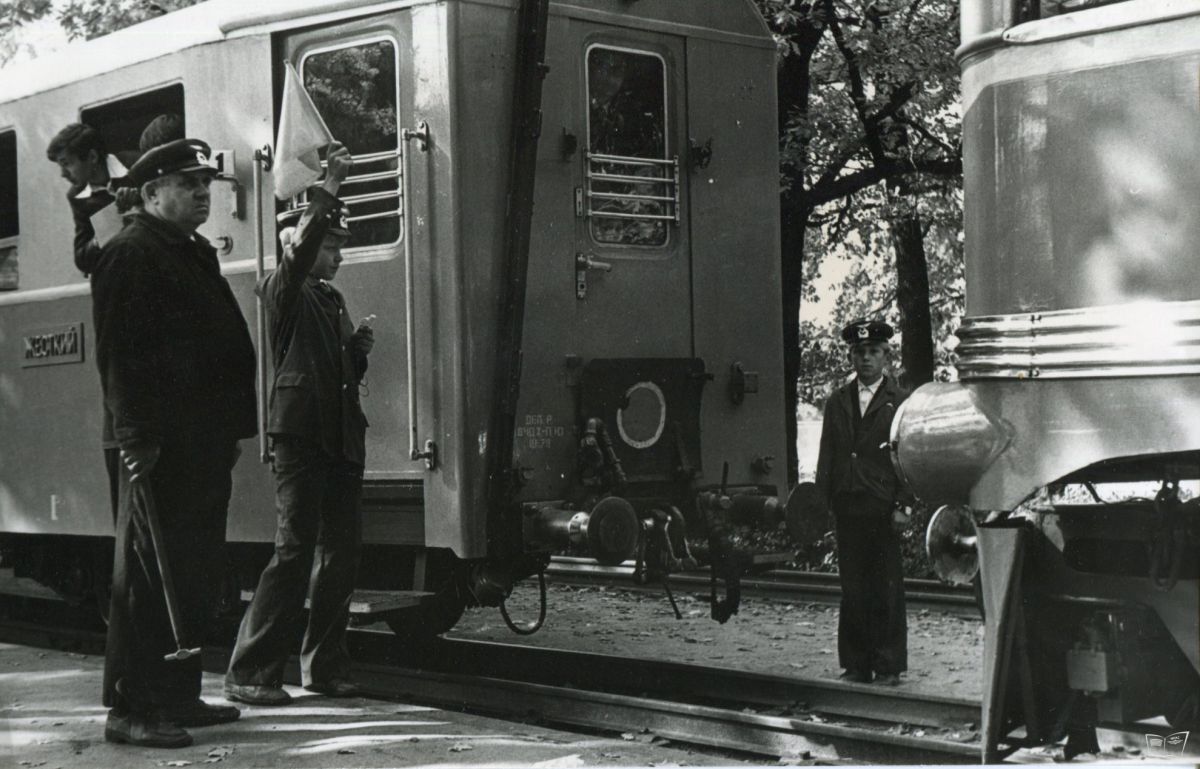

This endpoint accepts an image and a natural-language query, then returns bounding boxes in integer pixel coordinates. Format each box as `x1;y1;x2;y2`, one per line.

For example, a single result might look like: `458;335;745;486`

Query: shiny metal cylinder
525;496;640;566
890;382;1012;506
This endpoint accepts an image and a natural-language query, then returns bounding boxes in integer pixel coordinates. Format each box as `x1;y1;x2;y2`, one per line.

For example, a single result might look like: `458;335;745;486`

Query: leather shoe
158;699;241;726
304;678;361;697
838;669;873;684
874;673;902;686
223;683;292;706
105;709;193;748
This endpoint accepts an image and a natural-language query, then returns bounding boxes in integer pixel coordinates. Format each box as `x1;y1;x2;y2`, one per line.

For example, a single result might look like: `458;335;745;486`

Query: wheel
385;584;467;644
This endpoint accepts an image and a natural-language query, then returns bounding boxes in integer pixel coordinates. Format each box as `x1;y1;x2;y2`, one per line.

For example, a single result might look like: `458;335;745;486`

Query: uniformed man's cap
128;138;219;186
276;204;352;236
841;319;894;346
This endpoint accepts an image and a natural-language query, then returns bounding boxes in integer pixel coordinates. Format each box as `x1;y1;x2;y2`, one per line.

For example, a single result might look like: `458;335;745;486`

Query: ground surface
0;643;751;769
448;580;986;703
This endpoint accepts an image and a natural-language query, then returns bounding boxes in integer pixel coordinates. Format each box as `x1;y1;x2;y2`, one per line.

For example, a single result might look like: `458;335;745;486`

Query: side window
1020;0;1134;22
81;83;185;168
586;45;675;248
300;38;400;250
0;129;17;290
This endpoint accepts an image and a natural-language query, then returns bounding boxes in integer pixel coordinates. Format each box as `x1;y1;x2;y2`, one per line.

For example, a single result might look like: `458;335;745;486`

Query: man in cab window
46;122;132;277
225;142;374;706
814;320;914;687
93;138;257;748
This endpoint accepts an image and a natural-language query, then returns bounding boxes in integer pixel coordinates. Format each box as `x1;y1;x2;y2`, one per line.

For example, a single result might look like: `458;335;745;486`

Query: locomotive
0;0;785;635
894;0;1200;760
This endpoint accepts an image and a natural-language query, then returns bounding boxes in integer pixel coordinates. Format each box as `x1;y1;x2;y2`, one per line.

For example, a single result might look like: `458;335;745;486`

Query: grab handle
401;122;436;469
252;145;274;464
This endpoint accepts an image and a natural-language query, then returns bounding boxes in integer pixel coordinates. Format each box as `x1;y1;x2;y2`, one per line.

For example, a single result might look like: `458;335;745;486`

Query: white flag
273;61;334;200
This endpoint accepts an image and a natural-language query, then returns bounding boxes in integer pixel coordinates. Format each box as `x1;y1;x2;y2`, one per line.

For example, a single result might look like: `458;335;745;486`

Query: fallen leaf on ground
531;755;585;768
449;743;474;752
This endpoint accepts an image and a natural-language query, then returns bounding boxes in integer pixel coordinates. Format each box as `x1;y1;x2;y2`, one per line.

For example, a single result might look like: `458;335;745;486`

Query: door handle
576;252;612;272
575;252;612;300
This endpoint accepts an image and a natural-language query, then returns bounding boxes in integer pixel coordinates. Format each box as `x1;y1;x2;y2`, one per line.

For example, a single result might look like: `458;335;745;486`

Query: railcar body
0;0;784;631
893;0;1200;759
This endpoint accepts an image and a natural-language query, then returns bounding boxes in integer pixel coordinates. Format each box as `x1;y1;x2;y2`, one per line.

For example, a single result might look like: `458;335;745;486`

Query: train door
279;14;416;482
567;24;692;359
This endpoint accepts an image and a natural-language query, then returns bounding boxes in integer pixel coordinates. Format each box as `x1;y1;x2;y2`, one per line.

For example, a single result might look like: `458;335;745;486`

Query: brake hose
500;570;547;635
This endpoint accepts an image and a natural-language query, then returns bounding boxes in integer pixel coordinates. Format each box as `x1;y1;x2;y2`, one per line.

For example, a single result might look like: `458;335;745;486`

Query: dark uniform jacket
815;374;913;511
260;187;368;466
92;212;258;448
70;188;116;277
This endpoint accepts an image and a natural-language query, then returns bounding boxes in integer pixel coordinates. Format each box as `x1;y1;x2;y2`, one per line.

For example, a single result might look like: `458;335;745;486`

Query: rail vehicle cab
892;0;1200;760
0;1;785;635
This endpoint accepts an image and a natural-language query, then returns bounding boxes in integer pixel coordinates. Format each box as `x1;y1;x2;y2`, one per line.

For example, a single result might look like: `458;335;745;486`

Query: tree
754;0;963;484
0;0;201;64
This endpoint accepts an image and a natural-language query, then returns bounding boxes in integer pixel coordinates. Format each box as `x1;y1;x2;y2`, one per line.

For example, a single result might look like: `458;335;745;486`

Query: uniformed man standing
814;320;913;686
94;139;257;747
224;143;373;705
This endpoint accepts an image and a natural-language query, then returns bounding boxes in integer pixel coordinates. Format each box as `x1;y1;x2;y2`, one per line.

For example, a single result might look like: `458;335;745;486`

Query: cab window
81;83;185;168
0;129;18;290
300;38;400;250
1020;0;1134;22
585;45;675;248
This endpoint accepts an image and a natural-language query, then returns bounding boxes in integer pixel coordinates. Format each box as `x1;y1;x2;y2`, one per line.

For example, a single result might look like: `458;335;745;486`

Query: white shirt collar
858;376;883;395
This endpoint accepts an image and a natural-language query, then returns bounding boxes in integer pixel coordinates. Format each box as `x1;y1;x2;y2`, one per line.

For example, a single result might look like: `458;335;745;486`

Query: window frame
583;42;675;251
296;32;403;258
78;80;186;163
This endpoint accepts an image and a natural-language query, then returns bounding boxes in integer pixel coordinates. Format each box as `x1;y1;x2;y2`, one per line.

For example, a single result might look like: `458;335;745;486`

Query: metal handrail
587;210;676;222
589;190;675;203
588;152;674;167
347;208;402;224
340;169;402;185
339;189;401;206
252;146;272;464
589;171;671;185
401;122;433;466
320;149;400;166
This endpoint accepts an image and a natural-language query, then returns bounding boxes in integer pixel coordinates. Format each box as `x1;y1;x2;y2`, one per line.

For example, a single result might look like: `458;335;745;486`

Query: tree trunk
891;210;935;387
781;201;809;489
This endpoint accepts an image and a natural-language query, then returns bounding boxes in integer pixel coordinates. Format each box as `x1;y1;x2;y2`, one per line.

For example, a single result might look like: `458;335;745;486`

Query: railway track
0;607;1157;763
545;556;980;617
0;607;981;764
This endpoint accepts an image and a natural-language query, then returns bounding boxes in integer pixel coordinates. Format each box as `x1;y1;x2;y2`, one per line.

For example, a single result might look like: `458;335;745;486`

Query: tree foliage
0;0;201;63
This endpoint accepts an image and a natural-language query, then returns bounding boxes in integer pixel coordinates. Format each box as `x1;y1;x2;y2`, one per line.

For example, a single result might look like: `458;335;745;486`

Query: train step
238;588;433;615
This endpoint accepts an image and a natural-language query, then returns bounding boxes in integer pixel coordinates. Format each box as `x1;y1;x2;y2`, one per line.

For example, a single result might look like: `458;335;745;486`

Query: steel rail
374;634;981;729
544;556;979;615
351;662;980;764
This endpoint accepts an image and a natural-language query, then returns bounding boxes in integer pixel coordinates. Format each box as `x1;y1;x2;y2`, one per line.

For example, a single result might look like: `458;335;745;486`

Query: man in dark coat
815;319;913;686
93;138;257;747
224;142;373;705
